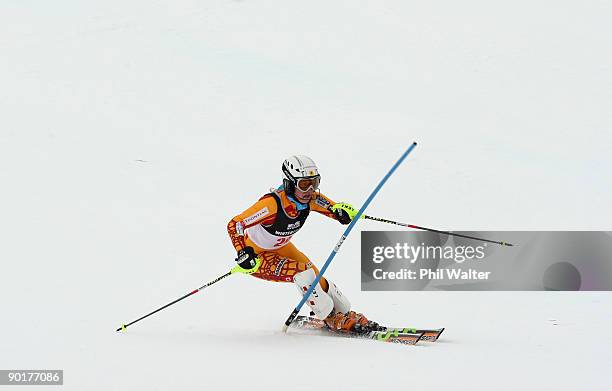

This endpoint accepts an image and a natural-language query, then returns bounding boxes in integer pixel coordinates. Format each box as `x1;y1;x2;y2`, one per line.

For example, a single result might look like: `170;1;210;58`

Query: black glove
333;208;352;225
235;246;259;270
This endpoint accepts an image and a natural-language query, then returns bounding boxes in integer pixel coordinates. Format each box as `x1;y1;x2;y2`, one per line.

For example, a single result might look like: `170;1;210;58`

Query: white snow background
1;0;611;390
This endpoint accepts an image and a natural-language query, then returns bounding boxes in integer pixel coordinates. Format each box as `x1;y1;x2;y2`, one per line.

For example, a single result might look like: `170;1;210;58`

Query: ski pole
362;215;514;246
116;260;257;332
282;142;418;332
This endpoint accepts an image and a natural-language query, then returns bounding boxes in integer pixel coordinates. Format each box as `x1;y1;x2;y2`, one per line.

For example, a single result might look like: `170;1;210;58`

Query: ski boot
354;318;385;333
324;311;384;334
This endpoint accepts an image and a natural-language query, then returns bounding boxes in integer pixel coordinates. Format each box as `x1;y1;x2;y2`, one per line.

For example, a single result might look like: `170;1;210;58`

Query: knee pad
293;268;334;319
327;281;351;314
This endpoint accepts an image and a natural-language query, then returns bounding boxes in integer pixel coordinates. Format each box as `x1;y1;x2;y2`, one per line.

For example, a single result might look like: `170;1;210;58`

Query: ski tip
281;324;289;333
116;324;126;332
416;332;424;344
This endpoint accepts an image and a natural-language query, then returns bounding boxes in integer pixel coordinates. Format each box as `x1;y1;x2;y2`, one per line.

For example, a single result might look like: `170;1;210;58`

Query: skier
227;155;376;332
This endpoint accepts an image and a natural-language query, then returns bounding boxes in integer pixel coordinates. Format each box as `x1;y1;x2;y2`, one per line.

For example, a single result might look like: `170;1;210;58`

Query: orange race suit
227;186;343;290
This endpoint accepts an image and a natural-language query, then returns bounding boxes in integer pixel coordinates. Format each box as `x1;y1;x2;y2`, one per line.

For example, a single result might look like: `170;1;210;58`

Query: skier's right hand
233;246;261;274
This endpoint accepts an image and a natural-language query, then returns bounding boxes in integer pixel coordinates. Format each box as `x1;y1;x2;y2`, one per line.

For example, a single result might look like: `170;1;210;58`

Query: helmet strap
283;178;296;196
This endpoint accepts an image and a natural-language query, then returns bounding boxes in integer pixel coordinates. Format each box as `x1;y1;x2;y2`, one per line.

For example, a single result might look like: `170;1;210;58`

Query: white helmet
282;155;321;195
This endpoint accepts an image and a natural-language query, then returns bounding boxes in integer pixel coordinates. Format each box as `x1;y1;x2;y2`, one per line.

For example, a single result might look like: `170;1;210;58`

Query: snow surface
1;0;611;390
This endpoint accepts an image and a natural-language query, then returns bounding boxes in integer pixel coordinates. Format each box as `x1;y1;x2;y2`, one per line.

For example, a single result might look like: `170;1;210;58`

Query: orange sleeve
309;192;339;221
227;196;279;251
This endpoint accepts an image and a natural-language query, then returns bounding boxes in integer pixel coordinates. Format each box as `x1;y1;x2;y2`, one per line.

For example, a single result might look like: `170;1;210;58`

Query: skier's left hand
331;202;357;225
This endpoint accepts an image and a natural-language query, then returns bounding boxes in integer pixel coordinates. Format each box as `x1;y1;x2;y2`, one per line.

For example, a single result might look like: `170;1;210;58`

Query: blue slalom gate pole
282;142;418;331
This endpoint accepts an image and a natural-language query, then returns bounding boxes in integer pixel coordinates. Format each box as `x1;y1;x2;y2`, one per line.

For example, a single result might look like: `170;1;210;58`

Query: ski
289;316;429;346
292;315;444;342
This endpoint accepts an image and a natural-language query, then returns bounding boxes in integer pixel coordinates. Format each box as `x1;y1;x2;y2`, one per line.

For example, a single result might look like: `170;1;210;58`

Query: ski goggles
295;176;321;192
